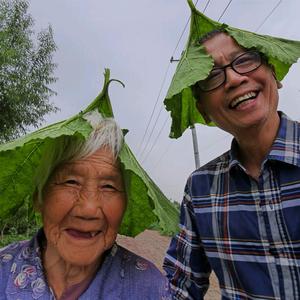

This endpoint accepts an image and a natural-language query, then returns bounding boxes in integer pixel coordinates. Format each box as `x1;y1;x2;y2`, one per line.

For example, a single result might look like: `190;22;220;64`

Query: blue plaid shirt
164;112;300;299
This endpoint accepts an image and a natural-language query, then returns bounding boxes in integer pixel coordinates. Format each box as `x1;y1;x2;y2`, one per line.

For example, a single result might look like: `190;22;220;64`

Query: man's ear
271;68;282;89
276;80;283;89
196;100;211;124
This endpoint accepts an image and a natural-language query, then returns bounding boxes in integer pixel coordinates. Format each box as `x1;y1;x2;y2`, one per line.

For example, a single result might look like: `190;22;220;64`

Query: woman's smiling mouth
66;229;102;239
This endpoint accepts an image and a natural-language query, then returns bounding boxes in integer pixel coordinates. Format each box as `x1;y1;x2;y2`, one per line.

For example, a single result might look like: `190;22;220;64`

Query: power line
141;115;170;164
153;139;172;169
140;0;223;164
144;0;286;167
255;0;282;32
139;104;164;160
217;0;233;21
136;62;171;157
203;0;211;13
138;0;200;159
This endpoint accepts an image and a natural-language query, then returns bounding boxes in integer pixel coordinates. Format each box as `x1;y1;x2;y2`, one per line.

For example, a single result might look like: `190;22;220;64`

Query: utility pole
190;125;200;169
170;56;200;169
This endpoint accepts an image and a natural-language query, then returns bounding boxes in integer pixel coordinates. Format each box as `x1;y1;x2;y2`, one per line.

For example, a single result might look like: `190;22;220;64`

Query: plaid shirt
163;112;300;300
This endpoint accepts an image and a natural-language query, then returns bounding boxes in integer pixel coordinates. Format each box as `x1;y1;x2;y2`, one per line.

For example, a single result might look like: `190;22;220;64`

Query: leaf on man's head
164;0;300;139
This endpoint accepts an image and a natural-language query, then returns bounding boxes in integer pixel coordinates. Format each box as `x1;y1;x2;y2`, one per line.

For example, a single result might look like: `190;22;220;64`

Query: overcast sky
29;0;300;202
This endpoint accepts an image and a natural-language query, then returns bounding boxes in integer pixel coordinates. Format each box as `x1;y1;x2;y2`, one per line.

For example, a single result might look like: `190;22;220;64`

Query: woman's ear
196;100;211;124
33;189;42;212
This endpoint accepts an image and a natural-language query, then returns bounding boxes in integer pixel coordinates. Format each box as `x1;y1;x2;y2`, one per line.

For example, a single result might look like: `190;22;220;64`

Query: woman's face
38;147;126;267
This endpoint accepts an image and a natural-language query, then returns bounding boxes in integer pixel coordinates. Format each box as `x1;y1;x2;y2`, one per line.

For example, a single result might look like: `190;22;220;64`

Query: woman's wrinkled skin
35;147;126;298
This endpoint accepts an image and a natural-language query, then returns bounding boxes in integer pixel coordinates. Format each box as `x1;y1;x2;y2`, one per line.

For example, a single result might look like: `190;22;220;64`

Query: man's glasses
197;51;262;92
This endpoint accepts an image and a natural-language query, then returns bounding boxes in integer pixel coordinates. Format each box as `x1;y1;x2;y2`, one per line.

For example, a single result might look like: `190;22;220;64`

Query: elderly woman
0;71;175;299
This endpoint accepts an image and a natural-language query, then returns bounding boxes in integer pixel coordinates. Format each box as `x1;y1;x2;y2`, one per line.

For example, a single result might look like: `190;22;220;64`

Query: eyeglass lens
198;51;261;92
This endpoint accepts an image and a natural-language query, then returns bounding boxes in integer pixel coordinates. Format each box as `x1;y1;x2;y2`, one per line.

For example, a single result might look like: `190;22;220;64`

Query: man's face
39;147;126;268
196;33;280;138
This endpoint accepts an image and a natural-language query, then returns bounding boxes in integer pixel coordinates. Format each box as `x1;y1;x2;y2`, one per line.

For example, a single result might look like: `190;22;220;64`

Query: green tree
0;0;57;142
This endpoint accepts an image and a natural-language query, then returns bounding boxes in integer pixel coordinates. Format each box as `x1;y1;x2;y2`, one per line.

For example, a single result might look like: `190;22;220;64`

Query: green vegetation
0;0;57;142
0;197;40;248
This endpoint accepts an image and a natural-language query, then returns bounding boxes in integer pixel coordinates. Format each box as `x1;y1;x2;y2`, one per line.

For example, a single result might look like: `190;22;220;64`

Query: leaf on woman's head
0;69;179;237
119;144;179;236
0;69;114;219
164;0;300;139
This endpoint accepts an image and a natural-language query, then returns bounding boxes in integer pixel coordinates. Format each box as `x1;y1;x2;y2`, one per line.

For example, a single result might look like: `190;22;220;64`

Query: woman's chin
54;232;116;267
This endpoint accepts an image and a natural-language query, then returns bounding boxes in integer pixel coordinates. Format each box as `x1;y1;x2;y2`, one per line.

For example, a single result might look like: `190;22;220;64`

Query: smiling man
163;1;300;299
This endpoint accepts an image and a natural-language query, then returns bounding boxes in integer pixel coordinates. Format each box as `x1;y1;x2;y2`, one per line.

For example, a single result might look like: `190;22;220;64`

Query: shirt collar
228;139;243;171
268;112;300;167
228;112;300;170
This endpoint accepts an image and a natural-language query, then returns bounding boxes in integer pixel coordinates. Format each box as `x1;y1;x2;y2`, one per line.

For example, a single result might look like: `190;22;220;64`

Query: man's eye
207;69;223;79
235;56;252;66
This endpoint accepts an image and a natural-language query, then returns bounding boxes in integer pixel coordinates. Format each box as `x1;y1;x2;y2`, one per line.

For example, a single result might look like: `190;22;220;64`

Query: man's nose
224;67;247;89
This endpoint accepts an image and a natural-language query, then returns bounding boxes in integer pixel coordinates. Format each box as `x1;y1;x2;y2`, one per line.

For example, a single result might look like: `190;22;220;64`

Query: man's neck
234;114;280;180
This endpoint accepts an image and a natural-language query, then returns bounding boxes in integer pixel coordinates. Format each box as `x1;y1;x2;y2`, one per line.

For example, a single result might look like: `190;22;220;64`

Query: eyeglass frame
197;50;263;92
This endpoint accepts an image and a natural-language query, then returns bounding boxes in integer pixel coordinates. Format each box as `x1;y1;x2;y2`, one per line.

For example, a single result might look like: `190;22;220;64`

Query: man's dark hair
197;28;226;45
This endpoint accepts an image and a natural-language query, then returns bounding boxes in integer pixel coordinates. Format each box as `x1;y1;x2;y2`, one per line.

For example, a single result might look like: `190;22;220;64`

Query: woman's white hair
34;110;124;204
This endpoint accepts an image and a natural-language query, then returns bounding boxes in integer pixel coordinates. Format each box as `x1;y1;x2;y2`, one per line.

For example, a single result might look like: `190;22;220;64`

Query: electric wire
217;0;233;22
141;115;170;164
139;104;165;162
255;0;282;32
145;0;289;182
137;0;200;159
141;0;230;165
136;63;171;157
139;0;204;163
153;139;172;169
150;0;233;166
203;0;211;13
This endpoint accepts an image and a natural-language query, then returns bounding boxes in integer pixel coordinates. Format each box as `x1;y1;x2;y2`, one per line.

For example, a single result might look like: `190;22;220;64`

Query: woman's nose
76;188;102;218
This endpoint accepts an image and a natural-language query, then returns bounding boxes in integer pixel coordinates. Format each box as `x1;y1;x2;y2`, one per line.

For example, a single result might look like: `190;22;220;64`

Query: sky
29;0;300;203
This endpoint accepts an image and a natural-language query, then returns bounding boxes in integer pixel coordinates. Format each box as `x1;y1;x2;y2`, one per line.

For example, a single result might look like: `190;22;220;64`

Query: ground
117;230;220;299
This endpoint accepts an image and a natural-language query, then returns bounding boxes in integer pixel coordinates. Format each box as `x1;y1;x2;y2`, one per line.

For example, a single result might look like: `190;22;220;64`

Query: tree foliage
0;0;57;142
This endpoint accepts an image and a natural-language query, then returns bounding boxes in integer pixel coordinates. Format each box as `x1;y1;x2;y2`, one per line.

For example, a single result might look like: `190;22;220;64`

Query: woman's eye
101;184;117;191
64;179;79;186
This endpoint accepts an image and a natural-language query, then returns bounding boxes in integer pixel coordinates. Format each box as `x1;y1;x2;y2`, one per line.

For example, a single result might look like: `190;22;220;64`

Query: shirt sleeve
163;179;212;300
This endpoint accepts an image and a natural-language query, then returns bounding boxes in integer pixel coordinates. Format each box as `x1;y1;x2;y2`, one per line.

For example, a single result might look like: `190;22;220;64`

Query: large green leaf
0;69;179;237
226;27;300;81
0;116;92;218
119;144;179;236
166;44;213;100
164;0;300;139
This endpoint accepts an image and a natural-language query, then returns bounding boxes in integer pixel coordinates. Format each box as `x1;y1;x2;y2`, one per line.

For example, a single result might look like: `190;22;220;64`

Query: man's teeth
90;231;99;237
231;92;256;108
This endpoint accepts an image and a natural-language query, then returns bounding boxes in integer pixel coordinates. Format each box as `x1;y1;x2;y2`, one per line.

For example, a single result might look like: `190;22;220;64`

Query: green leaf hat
164;0;300;139
0;69;179;237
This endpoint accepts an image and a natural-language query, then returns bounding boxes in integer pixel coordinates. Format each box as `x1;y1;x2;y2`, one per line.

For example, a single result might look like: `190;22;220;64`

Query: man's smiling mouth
230;91;258;109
